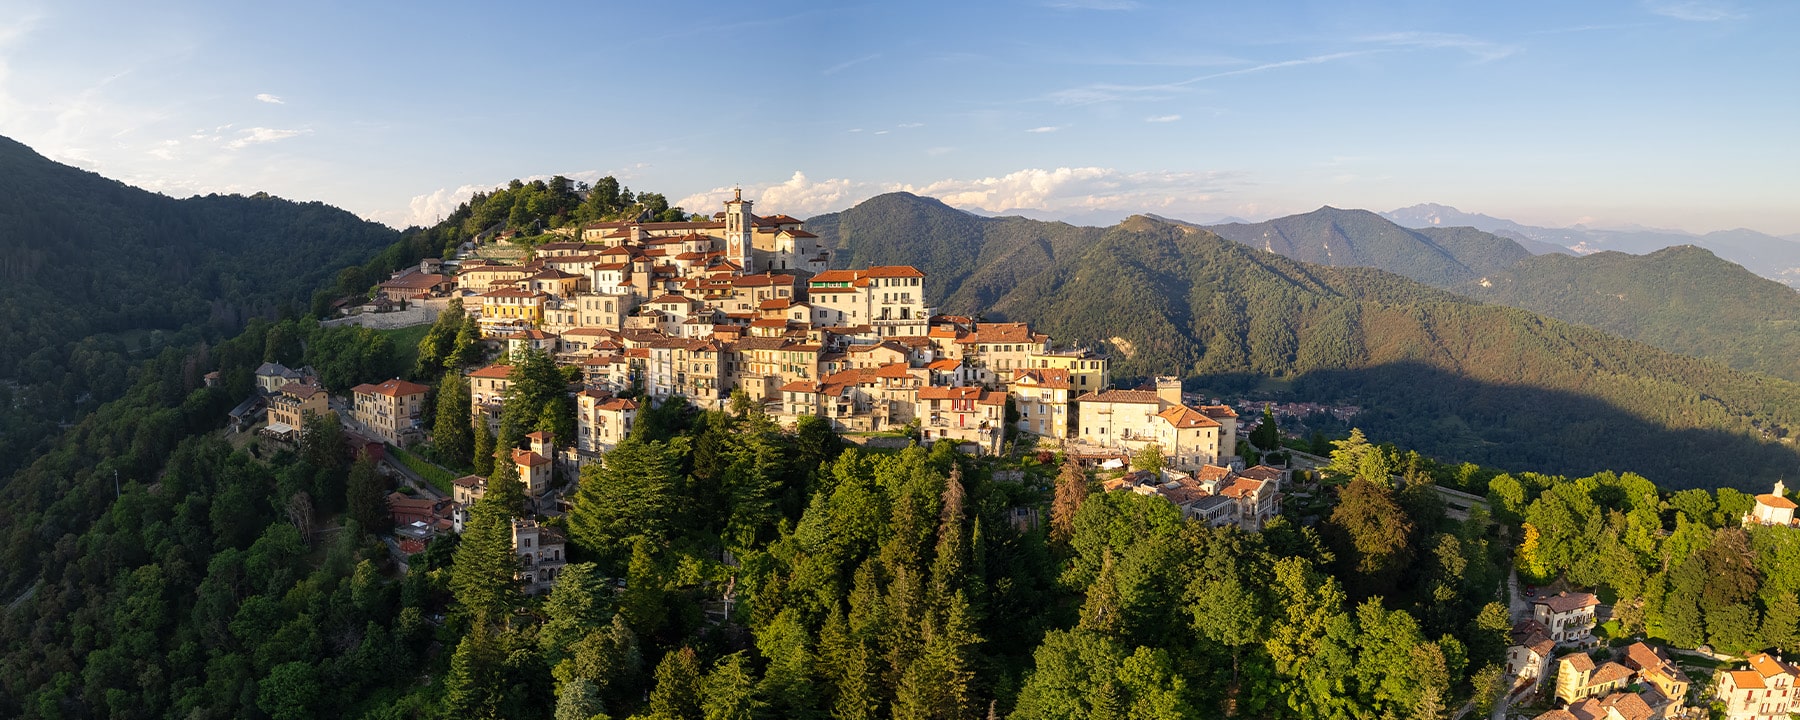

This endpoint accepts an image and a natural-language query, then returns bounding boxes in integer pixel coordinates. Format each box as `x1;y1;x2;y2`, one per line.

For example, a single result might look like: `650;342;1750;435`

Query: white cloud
1025;125;1062;133
874;130;889;135
254;93;283;104
1644;0;1744;20
674;167;1242;221
1145;114;1181;123
226;127;308;149
897;122;924;128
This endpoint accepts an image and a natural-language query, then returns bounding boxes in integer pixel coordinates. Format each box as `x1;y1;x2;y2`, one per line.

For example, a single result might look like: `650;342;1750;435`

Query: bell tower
724;187;753;273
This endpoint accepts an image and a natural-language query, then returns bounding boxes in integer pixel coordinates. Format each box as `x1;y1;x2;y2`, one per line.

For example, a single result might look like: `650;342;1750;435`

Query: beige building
1532;591;1600;647
351;378;430;446
1555;653;1633;704
1507;620;1556;695
576;391;637;457
1074;379;1239;470
469;364;512;423
1024;348;1109;394
806;266;929;337
1716;653;1799;720
1622;642;1690;709
513;432;555;496
266;381;328;436
514;518;567;594
1010;368;1071;439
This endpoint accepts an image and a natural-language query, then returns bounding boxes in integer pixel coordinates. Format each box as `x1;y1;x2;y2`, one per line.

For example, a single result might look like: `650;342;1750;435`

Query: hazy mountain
809;193;1800;489
1198;206;1532;287
1386;203;1800;287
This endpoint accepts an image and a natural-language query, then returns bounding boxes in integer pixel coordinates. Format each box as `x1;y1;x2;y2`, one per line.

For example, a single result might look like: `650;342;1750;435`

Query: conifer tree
345;452;390;536
701;652;763;720
647;647;704;720
1051;458;1087;545
434;371;474;468
450;496;519;627
473;418;497;477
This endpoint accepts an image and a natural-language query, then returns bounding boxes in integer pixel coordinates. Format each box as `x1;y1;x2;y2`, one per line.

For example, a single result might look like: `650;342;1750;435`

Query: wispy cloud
1025;125;1063;133
254;93;283;104
1357;31;1519;62
1045;50;1382;105
1644;0;1744;21
823;53;880;75
1145;114;1181;123
874;130;889;135
897;122;924;128
1045;0;1139;9
227;127;308;149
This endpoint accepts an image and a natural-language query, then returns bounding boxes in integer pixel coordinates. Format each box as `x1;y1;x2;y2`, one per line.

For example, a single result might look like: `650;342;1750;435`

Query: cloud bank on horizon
1;0;1795;235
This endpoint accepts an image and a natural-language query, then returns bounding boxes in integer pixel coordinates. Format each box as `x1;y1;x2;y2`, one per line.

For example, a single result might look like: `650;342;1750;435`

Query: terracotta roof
1561;653;1595;672
928;359;961;371
479;288;546;299
380;272;448;289
920;386;985;401
1220;477;1264;499
1530;709;1578;720
968;322;1043;344
1239;465;1285;482
779;380;821;393
512;448;550;467
278;381;324;399
453;475;485;489
1730;670;1766;689
1196;465;1234;482
1199;404;1239;419
1011;368;1071;388
1590;661;1633;685
1748;652;1797;678
353;378;430;397
1157;405;1222;429
872;363;916;379
1534;591;1600;614
1758;493;1798;510
1622;642;1669;673
863;265;925;278
1076;389;1161;405
1598;692;1653;720
597;398;639;411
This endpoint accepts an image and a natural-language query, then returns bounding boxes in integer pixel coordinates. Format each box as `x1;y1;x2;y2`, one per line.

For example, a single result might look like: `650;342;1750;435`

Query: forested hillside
810;196;1800;489
1458;245;1800;383
0;136;401;478
1200;207;1531;287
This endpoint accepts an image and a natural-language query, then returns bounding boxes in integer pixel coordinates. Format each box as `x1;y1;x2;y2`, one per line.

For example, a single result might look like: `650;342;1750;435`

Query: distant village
220;192;1800;720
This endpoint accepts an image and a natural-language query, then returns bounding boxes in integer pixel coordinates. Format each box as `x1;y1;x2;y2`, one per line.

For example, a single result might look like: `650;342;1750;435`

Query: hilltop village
224;192;1800;720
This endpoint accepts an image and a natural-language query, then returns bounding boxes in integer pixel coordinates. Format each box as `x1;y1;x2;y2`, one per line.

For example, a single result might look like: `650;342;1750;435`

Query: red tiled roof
353;378;430;397
512;448;550;467
1758;493;1797;510
1076;389;1161;404
1157;405;1221;429
1534;591;1599;614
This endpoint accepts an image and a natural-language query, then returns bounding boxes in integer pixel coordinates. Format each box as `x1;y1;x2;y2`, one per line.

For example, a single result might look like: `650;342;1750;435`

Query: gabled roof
1589;661;1633;685
353;378;430;397
1157;405;1222;430
1757;493;1798;510
1075;389;1161;405
512;448;550;467
1534;591;1600;614
1748;652;1798;678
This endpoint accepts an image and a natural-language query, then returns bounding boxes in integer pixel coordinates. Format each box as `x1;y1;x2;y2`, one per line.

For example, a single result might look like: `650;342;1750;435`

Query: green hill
0;136;400;478
809;196;1800;489
1200;207;1532;287
1458;245;1800;383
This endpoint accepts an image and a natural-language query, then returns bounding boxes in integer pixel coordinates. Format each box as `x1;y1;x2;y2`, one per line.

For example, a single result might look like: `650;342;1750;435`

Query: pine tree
435;371;474;468
345;452;390;536
702;652;763;720
567;438;680;563
473;417;497;477
553;678;606;720
647;647;704;720
443;629;505;718
1051;458;1088;545
450;496;519;627
487;449;524;517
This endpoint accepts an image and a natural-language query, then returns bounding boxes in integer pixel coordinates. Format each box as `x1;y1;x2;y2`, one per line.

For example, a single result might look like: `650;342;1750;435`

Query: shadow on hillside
1193;361;1797;492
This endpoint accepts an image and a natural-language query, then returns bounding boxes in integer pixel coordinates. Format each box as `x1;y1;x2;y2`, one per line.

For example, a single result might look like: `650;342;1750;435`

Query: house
576;391;637;457
469;363;512;422
1538;691;1657;720
377;271;452;301
351;378;431;446
387;492;454;535
254;362;310;394
514;432;555;497
1715;653;1799;720
1099;465;1279;533
1622;642;1691;710
1533;591;1601;647
1555;652;1634;704
1508;620;1557;694
451;475;485;533
1746;481;1798;527
1010;368;1072;439
1074;378;1238;470
265;381;327;440
513;517;567;594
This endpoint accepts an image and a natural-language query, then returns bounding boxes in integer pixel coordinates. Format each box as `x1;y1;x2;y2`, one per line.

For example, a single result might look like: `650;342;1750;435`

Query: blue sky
1;0;1795;234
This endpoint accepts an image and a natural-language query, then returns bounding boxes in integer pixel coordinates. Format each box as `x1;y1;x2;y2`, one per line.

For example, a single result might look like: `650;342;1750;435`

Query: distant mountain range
1196;207;1531;287
1384;203;1800;288
808;193;1800;489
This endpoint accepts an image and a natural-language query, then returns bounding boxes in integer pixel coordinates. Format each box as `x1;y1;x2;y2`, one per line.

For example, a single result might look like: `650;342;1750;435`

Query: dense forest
1458;245;1800;384
807;194;1800;490
0;135;406;480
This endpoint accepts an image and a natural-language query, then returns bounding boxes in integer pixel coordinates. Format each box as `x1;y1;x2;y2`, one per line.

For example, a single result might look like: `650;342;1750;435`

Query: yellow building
266;381;328;437
1026;348;1109;394
479;288;548;327
351;378;431;446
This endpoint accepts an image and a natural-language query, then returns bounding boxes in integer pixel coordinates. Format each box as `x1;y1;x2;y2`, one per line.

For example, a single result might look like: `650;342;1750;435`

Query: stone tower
723;188;753;273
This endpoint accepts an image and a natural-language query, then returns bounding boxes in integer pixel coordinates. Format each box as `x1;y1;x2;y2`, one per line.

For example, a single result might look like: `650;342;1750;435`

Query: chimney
1155;376;1182;407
